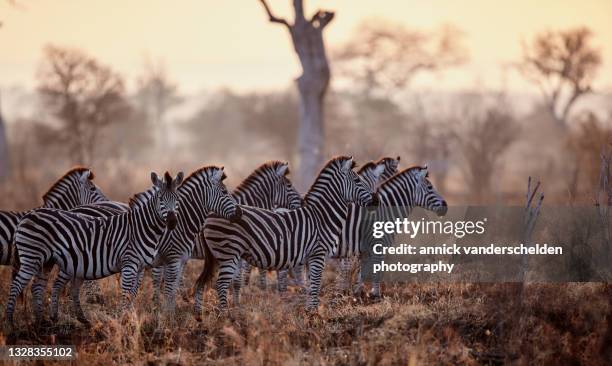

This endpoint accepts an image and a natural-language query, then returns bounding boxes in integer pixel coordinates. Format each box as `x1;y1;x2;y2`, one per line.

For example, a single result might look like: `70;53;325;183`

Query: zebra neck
128;195;166;245
305;188;350;243
176;186;208;236
379;182;415;209
232;190;270;209
43;194;79;210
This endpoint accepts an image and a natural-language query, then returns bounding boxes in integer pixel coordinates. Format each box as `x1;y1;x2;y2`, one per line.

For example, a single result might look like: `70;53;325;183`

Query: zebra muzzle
367;193;380;212
166;211;178;230
229;205;243;223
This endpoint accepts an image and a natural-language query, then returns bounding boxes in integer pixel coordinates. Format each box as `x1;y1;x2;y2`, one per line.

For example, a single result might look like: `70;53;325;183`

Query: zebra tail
195;231;217;291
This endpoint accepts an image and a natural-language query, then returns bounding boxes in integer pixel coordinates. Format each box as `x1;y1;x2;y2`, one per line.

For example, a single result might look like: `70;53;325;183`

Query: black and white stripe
5;171;189;325
0;167;111;267
342;166;447;298
194;156;376;313
150;162;296;311
334;157;400;291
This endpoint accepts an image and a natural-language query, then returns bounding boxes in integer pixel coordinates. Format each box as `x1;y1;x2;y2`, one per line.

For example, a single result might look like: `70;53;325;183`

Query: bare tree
37;45;130;164
519;27;601;127
334;20;466;99
258;0;334;191
136;59;181;151
452;97;520;202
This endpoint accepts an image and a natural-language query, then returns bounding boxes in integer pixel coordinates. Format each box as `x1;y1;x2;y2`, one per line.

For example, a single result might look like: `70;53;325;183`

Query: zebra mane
379;165;427;187
128;187;157;209
42;166;93;202
233;161;288;194
357;161;377;174
182;166;226;187
303;156;356;201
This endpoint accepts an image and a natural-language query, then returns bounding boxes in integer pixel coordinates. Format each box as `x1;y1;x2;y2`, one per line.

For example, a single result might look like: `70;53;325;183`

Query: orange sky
1;0;611;94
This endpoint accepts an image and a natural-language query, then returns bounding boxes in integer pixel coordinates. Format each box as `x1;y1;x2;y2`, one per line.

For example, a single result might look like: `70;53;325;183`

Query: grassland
0;262;610;365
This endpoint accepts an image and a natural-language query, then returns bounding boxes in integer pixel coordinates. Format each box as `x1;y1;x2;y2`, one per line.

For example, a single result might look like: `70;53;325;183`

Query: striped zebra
0;167;112;268
5;170;240;325
151;161;301;312
338;166;447;298
194;156;377;313
334;156;400;292
274;156;401;292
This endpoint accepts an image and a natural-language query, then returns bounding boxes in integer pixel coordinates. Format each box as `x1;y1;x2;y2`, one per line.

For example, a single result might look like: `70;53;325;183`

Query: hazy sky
1;0;611;94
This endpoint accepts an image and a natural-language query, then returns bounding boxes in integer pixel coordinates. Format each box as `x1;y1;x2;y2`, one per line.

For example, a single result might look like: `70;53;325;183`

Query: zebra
194;156;377;313
150;161;302;312
6;169;241;325
338;166;447;298
272;156;401;292
0;167;113;268
334;156;400;292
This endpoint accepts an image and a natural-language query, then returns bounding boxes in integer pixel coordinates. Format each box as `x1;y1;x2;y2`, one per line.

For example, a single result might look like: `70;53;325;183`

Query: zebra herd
1;156;447;326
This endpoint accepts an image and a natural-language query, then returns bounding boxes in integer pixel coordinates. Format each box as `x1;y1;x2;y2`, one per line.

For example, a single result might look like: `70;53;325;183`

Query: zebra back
1;167;112;267
42;167;109;210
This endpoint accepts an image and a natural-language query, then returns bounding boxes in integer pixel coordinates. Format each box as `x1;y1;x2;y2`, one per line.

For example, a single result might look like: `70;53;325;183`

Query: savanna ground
0;261;610;365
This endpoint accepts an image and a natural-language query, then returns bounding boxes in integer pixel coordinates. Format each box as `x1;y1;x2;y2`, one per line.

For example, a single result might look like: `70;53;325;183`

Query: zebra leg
119;264;140;311
6;262;41;325
70;278;90;325
289;264;305;288
277;270;288;293
31;263;53;322
215;258;240;309
241;260;252;286
335;258;352;294
132;269;145;294
161;260;183;313
370;251;383;298
306;253;326;311
194;276;206;317
257;269;267;289
231;267;242;306
352;263;365;296
50;271;71;323
152;265;164;304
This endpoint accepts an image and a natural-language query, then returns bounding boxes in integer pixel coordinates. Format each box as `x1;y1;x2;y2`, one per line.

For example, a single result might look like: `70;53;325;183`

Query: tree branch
310;10;335;29
293;0;305;22
259;0;290;28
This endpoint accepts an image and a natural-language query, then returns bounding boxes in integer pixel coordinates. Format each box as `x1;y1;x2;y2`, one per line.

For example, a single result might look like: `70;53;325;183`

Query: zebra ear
396;156;401;162
173;171;184;188
342;158;354;172
151;172;162;188
276;163;289;178
79;170;92;183
417;167;428;180
212;167;225;183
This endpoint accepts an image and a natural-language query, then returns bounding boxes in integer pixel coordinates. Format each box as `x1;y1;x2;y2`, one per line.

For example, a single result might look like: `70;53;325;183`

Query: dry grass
0;263;610;365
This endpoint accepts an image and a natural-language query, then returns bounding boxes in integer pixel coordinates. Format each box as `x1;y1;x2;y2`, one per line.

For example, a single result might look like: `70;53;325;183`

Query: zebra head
376;156;401;180
410;166;447;217
271;162;302;210
151;171;183;230
358;162;387;194
339;157;379;208
202;167;243;223
77;170;110;204
43;167;109;210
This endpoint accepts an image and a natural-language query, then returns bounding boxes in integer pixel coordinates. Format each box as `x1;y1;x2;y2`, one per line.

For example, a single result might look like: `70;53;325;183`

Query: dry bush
0;262;609;365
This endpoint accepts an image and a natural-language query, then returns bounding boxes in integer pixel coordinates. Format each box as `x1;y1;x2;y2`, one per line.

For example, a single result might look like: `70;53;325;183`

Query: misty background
1;0;611;210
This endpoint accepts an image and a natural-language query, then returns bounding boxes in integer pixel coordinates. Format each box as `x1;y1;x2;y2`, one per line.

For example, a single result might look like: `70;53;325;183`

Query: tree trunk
296;73;328;190
259;0;334;192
